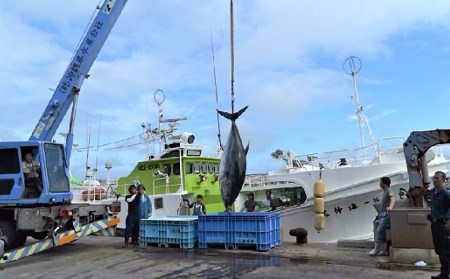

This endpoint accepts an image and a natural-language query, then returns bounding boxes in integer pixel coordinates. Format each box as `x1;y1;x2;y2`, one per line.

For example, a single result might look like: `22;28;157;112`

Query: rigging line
104;138;153;151
76;132;146;150
64;0;103;75
210;31;223;150
230;0;235;114
76;136;155;152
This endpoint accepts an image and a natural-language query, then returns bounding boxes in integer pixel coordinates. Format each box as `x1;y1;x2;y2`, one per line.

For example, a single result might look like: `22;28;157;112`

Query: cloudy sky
1;0;450;180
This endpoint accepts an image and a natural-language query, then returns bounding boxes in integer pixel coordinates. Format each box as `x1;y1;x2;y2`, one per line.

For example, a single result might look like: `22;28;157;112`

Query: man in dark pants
429;171;450;279
124;185;141;247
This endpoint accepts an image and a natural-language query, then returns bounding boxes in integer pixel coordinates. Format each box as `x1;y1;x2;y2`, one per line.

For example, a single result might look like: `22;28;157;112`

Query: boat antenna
230;0;235;114
94;116;102;178
85;125;91;179
343;56;379;160
210;31;223;150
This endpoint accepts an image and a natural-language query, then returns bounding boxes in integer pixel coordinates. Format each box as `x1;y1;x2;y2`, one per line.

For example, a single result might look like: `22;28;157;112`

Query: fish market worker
241;192;259;212
189;194;206;216
138;185;152;219
124;185;141;247
428;171;450;279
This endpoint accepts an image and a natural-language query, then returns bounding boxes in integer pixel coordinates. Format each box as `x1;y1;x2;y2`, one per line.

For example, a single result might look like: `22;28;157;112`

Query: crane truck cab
0;142;76;249
0;142;72;205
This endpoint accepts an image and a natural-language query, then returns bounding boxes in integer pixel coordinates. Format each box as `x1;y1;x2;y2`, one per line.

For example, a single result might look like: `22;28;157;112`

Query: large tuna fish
217;105;249;211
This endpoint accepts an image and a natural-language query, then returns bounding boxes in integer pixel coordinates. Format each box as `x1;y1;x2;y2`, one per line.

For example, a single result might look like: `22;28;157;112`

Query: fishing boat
71;89;223;230
236;57;450;243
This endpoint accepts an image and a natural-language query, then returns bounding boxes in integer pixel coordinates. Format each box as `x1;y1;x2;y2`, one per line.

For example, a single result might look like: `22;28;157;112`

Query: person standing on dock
124;185;141;247
138;185;152;220
369;177;395;256
189;195;206;216
429;171;450;279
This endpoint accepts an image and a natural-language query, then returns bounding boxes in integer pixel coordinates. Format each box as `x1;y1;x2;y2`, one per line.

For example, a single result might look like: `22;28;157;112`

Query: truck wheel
15;231;27;247
0;221;17;250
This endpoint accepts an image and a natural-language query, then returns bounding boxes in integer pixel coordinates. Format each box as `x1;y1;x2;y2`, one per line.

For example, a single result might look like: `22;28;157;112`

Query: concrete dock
0;236;438;279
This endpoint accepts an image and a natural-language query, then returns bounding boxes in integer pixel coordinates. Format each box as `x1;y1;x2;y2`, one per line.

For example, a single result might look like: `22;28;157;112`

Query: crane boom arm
29;0;128;142
404;129;450;190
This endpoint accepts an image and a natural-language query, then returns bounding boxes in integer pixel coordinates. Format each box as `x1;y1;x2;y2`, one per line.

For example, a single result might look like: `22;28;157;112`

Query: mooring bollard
289;228;308;244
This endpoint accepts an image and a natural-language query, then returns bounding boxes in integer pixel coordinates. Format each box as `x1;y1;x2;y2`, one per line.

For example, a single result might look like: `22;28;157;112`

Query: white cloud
1;0;450;178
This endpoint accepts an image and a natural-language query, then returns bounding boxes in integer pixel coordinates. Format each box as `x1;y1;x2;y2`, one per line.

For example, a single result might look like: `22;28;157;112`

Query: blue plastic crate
165;221;197;239
139;216;198;249
198;212;281;251
198;230;229;245
140;219;160;238
140;216;198;238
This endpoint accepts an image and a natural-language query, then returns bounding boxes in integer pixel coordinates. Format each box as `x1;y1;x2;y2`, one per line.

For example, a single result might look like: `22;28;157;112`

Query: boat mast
154;89;166;153
152;89;187;154
343;56;379;160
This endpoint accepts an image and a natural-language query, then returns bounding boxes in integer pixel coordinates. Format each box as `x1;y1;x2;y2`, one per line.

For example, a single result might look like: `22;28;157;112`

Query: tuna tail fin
245;141;250;155
217;105;248;121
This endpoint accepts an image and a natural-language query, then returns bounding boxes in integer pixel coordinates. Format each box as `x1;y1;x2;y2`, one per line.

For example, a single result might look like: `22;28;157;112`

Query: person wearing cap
124;184;141;247
241;192;259;212
138;185;152;220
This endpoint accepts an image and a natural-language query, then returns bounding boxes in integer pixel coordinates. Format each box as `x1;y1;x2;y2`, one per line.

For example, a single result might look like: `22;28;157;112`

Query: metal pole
230;0;235;114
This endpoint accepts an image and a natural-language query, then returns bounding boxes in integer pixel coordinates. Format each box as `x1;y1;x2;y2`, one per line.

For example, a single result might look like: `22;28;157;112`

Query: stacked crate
198;212;281;251
139;216;198;249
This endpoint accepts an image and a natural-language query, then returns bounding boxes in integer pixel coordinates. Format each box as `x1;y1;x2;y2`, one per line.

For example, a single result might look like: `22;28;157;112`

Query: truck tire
15;231;27;247
0;221;17;250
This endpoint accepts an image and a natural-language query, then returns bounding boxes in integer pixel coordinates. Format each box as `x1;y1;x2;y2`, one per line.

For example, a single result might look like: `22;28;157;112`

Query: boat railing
243;174;267;188
293;137;406;169
152;176;183;194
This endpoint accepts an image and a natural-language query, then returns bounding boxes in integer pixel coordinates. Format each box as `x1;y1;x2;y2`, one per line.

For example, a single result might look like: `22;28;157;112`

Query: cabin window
0;179;14;195
287;187;307;206
154;198;163;209
208;163;214;174
161;150;180;158
201;163;207;174
214;164;220;174
173;163;180;175
162;164;171;176
299;188;307;204
186;163;193;174
0;148;20;174
193;163;200;174
44;143;70;193
187;149;201;156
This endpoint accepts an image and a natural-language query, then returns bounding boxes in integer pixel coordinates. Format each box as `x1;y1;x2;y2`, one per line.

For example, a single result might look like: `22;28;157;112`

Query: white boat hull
240;156;449;243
